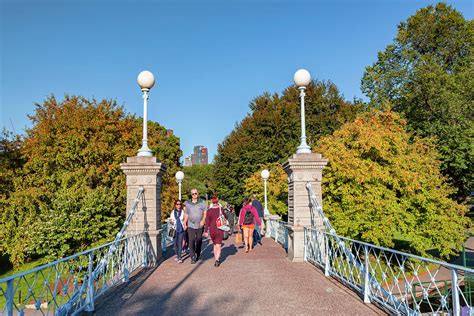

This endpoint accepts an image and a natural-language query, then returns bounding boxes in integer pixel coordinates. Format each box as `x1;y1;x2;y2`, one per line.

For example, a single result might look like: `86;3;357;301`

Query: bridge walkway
93;236;385;315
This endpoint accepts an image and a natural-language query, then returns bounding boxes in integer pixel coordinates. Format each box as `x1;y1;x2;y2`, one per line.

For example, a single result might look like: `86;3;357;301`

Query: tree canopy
317;110;468;259
361;2;473;202
244;162;288;217
0;96;181;267
181;164;216;202
213;81;361;206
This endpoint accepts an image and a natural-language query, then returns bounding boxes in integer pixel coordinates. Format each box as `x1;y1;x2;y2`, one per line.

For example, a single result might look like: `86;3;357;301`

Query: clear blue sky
1;0;472;162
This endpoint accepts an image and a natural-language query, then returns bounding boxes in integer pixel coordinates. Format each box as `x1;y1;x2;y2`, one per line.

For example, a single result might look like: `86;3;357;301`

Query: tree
181;164;215;201
0;129;25;199
0;96;181;267
361;3;473;202
244;162;288;217
317;110;468;259
214;81;361;206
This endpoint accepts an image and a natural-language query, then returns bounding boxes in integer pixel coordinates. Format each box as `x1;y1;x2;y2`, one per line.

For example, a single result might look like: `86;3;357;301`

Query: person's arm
200;202;207;227
183;213;188;230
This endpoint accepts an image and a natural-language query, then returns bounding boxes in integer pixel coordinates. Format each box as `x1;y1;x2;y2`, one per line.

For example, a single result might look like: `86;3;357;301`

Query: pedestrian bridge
1;185;473;316
92;235;383;315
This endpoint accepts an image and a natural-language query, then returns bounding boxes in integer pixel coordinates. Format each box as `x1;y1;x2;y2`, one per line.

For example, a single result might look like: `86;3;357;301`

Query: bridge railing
0;232;149;316
304;227;474;315
265;218;288;250
0;186;163;316
160;223;174;252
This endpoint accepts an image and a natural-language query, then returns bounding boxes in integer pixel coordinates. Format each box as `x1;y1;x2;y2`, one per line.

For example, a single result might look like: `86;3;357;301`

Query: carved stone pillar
120;156;166;262
282;153;328;262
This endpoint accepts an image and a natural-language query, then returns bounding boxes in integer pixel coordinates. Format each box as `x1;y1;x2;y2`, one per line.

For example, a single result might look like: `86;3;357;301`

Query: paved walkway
94;236;385;315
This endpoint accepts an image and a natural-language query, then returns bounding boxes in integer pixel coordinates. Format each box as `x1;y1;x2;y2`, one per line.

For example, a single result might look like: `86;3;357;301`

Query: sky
1;0;472;162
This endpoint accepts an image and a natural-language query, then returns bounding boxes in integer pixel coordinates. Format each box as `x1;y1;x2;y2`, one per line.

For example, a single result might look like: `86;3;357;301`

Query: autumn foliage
317;110;469;258
0;96;181;267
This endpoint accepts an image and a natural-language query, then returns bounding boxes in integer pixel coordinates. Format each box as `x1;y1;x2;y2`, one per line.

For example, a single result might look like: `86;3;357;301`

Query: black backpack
243;210;254;225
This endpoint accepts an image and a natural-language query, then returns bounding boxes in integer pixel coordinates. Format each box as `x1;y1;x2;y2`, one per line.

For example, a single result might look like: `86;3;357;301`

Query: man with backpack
238;197;261;253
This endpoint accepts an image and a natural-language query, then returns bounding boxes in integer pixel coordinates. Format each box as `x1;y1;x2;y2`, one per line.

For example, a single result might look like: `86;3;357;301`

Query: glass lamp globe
175;171;185;182
261;169;270;180
137;70;155;90
293;69;311;87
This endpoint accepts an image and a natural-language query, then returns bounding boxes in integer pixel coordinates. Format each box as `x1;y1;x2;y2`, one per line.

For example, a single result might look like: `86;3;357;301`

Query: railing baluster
363;245;370;303
451;268;460;316
123;239;129;283
324;234;330;277
85;252;95;312
6;279;14;316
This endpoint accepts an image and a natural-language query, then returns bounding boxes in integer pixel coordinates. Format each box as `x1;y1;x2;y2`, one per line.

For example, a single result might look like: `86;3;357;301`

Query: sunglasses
176;203;182;205
191;193;198;195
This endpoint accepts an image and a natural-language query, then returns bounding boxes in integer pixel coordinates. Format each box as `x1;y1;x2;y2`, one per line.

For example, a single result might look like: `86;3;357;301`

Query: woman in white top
169;200;188;263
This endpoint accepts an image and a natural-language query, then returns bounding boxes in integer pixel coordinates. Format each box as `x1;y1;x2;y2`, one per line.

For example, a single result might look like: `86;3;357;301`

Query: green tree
181;164;215;202
0;96;181;267
361;3;473;201
0;129;25;199
317;110;468;259
214;81;361;206
244;162;288;217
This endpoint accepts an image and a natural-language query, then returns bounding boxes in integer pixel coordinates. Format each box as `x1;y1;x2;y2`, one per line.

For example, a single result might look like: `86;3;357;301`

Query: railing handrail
0;232;146;283
0;187;148;284
306;227;474;274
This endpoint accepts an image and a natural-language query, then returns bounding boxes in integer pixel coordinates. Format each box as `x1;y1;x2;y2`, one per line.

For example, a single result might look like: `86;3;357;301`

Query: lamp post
293;69;311;154
175;171;184;200
137;70;156;157
261;169;270;216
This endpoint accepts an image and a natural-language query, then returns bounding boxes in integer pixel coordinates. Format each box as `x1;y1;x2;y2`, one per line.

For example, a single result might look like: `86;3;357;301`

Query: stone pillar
120;156;166;263
282;153;327;262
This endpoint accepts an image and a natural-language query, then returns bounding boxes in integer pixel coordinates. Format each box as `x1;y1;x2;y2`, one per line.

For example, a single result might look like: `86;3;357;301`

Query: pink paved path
94;237;386;315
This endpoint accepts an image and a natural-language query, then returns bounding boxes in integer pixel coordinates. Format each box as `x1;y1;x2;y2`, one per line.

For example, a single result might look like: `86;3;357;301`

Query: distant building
193;145;208;165
184;156;192;167
184;146;208;166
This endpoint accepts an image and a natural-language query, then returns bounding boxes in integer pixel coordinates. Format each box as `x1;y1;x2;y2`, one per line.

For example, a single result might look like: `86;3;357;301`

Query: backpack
243;209;254;225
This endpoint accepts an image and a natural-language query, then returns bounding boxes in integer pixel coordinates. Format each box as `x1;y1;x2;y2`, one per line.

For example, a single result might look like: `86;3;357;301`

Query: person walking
239;197;261;253
169;200;188;263
226;205;236;235
252;193;264;245
184;188;207;264
204;195;228;267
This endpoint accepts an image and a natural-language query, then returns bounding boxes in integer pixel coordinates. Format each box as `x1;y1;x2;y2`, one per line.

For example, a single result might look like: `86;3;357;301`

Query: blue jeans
174;231;185;259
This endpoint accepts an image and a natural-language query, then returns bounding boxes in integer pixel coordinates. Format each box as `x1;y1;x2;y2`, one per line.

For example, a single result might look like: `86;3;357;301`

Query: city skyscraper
193;145;208;165
184;146;208;166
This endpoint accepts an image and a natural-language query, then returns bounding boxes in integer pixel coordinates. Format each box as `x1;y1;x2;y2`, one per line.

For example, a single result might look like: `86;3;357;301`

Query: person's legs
195;227;204;260
182;230;189;253
214;243;222;266
253;223;260;244
176;232;184;260
173;234;180;260
243;227;250;252
249;228;254;251
188;228;197;260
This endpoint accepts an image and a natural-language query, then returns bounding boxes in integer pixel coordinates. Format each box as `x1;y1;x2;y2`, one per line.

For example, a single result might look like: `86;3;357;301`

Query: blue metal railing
265;218;288;250
0;186;164;316
0;233;149;316
304;182;474;316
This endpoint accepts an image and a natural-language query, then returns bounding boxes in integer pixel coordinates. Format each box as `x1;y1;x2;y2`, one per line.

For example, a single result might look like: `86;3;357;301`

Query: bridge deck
94;237;385;315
